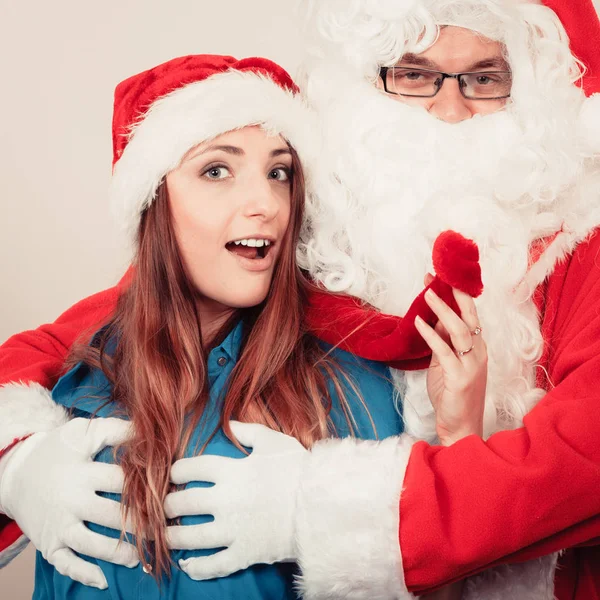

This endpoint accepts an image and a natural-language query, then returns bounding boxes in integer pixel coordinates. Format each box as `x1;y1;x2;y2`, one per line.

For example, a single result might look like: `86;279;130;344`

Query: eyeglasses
379;66;512;100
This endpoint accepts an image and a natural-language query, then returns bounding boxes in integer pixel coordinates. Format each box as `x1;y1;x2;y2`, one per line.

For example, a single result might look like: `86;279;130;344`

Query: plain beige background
2;0;600;598
0;1;302;597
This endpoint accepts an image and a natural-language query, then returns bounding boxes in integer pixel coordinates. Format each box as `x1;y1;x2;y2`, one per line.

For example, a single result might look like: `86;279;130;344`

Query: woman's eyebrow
199;144;245;156
183;144;244;163
187;145;290;161
271;148;291;157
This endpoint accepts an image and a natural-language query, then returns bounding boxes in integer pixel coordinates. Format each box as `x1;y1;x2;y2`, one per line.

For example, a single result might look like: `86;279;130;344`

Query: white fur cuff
296;435;416;600
0;383;68;452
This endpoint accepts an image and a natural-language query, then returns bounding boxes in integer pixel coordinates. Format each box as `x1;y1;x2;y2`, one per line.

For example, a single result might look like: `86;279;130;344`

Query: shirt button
142;564;152;574
217;357;228;367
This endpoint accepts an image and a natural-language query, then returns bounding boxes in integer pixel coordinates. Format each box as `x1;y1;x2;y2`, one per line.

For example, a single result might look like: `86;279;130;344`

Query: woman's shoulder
323;342;393;385
318;341;404;439
52;360;119;419
51;328;120;419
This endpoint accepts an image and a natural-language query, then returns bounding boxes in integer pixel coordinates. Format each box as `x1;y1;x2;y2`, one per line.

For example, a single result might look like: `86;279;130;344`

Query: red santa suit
1;1;600;600
288;0;600;597
1;223;599;600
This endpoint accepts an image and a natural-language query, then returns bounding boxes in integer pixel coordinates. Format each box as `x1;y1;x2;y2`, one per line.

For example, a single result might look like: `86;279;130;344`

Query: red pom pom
432;231;483;298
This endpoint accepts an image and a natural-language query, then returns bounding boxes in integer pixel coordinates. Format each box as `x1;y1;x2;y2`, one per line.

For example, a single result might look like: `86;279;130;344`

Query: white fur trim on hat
110;70;320;237
0;383;69;452
578;93;600;155
295;434;416;600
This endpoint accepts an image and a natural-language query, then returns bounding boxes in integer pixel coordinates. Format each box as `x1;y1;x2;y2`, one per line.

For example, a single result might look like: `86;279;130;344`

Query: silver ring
472;326;482;336
457;345;474;357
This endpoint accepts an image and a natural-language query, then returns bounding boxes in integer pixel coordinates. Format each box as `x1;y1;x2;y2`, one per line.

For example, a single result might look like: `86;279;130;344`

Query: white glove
0;417;138;589
165;421;307;580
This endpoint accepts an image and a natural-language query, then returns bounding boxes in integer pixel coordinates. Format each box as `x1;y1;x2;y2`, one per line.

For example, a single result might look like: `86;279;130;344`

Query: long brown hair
72;144;356;578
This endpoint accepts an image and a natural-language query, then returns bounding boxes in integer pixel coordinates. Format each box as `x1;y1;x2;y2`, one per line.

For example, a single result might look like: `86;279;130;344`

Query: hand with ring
414;275;488;446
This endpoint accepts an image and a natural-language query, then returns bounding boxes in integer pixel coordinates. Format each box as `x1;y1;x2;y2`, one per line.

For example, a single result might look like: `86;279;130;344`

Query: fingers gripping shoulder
0;383;69;452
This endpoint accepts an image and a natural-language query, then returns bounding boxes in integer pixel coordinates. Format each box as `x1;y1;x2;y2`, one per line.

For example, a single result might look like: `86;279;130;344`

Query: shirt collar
211;319;244;363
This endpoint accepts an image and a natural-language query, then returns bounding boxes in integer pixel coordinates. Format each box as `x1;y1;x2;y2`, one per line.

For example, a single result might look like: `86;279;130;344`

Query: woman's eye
268;167;291;182
202;166;231;180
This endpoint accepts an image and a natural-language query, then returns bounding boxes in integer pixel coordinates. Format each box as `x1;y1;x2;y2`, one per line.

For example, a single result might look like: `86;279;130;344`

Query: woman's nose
243;177;281;220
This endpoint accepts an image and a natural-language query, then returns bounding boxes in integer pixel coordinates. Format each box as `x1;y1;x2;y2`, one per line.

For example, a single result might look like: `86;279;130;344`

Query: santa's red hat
110;54;317;235
541;0;600;153
542;0;600;96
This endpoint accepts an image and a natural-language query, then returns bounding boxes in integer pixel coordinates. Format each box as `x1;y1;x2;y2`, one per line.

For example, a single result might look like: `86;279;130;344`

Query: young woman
0;54;487;599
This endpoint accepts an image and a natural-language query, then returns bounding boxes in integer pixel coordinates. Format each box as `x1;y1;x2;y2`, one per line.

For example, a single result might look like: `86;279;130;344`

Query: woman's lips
226;242;276;272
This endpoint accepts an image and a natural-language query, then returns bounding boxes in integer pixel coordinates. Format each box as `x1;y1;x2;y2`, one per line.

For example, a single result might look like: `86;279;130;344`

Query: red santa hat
109;54;317;235
542;0;600;96
541;0;600;152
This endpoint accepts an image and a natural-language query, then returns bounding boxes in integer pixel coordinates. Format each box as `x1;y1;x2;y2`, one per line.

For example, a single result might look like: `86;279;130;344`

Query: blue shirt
35;322;403;600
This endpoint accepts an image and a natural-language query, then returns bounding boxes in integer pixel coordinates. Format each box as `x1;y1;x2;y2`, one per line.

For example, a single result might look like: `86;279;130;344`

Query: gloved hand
165;421;307;580
0;417;138;589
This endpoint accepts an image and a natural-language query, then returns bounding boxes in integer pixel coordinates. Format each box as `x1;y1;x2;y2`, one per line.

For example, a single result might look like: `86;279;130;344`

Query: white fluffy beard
300;68;600;439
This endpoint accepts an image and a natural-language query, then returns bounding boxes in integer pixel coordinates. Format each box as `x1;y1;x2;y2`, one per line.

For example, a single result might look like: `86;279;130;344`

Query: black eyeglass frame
379;66;512;100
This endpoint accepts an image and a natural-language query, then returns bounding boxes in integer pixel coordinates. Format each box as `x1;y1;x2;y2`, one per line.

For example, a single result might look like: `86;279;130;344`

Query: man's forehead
400;52;508;71
399;27;509;72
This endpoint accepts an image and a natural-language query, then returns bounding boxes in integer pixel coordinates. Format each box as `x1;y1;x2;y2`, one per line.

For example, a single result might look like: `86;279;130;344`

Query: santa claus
0;0;599;599
133;0;600;598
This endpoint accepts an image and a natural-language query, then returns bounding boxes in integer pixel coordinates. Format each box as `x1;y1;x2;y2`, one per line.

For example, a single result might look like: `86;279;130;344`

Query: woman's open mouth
225;238;275;260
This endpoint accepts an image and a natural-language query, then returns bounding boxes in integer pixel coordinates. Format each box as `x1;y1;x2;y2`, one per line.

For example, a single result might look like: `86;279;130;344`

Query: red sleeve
0;274;129;388
305;231;483;369
400;234;600;594
0;274;130;564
